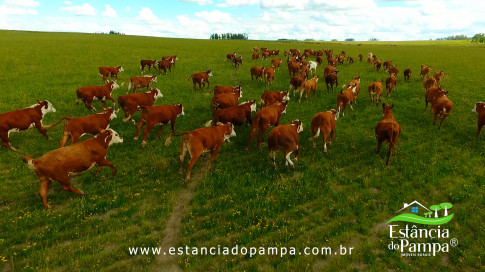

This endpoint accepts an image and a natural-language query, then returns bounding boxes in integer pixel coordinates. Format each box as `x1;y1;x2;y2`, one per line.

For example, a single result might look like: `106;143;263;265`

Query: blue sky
1;0;484;41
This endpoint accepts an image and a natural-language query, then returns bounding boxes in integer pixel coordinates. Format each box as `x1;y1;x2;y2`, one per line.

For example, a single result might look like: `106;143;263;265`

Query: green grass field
0;30;484;271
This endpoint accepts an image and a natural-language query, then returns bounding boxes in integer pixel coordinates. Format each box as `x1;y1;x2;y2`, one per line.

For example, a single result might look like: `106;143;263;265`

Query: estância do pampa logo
386;201;458;257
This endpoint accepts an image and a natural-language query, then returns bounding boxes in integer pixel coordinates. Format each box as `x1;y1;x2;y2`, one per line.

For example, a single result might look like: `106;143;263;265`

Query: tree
368;37;378;41
472;33;485;43
345;38;355;41
439;203;453;216
430;205;442;218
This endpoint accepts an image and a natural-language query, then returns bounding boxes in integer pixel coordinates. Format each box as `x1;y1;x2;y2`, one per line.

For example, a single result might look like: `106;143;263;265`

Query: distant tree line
472;33;485;43
210;33;248;40
94;30;125;35
436;34;469;41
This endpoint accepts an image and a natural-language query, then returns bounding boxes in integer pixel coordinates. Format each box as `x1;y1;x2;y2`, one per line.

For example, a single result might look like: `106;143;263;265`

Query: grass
0;30;484;271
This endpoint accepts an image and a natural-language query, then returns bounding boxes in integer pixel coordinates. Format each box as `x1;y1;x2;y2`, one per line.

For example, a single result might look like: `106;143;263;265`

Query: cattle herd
0;46;482;209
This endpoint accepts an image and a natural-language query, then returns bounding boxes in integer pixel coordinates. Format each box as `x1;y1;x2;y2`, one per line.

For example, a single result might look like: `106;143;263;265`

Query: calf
264;67;275;85
178;123;236;182
211;91;242;111
325;70;339;92
431;90;453;129
424;86;443;110
389;65;399;76
188;70;213;91
323;65;336;79
383;60;392;71
420;65;430;79
336;84;356;118
246;102;287;150
271;58;282;70
472;102;485;137
232;56;243;68
76;81;119;111
251;66;265;81
268;120;303;169
261;91;290;108
210;85;242;96
297;75;319;102
46;108;117;147
23;129;123;209
207;100;257;127
308;110;337;153
433;71;445;86
140;60;158;73
0;100;56;151
117;88;163;124
374;60;382;71
404;68;412;82
345;76;361;102
308;61;318;75
375;104;401;165
423;77;437;90
385;74;397;97
158;58;174;74
134;104;184;146
99;66;124;82
128;75;157;93
368;80;383;105
226;52;236;62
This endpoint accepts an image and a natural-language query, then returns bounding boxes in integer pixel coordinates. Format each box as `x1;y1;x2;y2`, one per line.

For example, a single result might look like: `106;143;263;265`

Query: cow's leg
207;144;222;172
35;121;50;140
386;143;394;165
59;130;71;147
71;132;82;145
155;124;164;139
284;150;295;170
134;119;145;141
477;126;483;138
438;116;446;130
37;176;52;209
1;132;16;151
95;159;116;176
57;174;85;196
185;149;202;182
269;150;277;168
257;123;270;150
376;138;383;154
141;122;155;146
323;131;329;153
246;125;257;151
179;138;189;175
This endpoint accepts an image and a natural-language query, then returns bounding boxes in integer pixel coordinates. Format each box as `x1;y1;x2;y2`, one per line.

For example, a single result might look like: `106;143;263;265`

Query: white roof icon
397;200;431;213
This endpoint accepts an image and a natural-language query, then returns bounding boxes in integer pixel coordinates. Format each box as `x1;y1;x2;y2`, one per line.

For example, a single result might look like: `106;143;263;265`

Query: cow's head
281;91;290;102
152;88;163;99
207;70;213;77
118;66;124;72
104;108;117;120
473;102;485;114
328;109;338;120
382;103;394;116
36;100;56;115
109;81;120;90
176;104;185;116
107;129;123;146
354;76;361;82
151;76;157;83
291;119;303;133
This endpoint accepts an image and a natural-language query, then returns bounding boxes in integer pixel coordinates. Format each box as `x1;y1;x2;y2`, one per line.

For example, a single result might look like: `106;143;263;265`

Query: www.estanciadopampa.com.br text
128;245;354;258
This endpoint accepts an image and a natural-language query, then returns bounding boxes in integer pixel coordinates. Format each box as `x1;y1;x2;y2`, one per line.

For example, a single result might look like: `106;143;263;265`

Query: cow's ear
382;103;386;109
37;99;42;104
99;129;105;134
215;122;223;126
391;104;394;109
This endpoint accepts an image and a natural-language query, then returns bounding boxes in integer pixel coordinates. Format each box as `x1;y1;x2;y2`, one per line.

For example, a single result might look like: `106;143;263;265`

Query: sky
1;0;484;41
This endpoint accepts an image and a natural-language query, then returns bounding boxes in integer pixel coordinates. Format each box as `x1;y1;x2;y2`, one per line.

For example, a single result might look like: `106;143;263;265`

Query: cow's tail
388;126;395;148
204;120;213;127
22;155;36;170
127;81;133;92
208;87;215;94
187;75;193;82
43;117;68;129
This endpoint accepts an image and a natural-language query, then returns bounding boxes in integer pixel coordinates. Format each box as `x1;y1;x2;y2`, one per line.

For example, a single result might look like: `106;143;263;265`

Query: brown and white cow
188;70;213;91
128;75;157;93
375;104;401;165
46;108;117;147
232;56;243;68
99;66;124;82
289;75;307;94
76;81;119;111
268;120;303;169
374;60;382;71
206;100;257;127
0;100;56;151
297;75;319;102
389;65;399;76
433;71;445;86
368;80;383;105
287;61;302;77
358;54;364;61
420;65;430;79
162;55;178;68
210;85;242;96
140;60;158;73
158;58;174;74
383;60;393;72
404;68;412;82
211;91;242;111
117;88;163;124
264;67;275;85
323;65;336;79
178;122;236;182
226;52;236;62
251;66;265;81
385;74;397;97
431;90;453;129
23;129;123;209
336;84;356;118
134;104;184;146
308;110;337;153
424;86;443;110
345;76;361;102
325;70;339;92
423;77;437;90
252;53;260;60
472;102;485;138
346;56;354;65
261;91;290;108
246;102;287;150
271;58;282;70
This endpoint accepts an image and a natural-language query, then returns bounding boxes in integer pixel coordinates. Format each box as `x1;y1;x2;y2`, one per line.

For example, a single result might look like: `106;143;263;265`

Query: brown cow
162;55;178;68
206;100;257;127
23;129;123;209
134;104;184;146
336;84;356;118
420;65;430;79
226;52;236;61
389;65;399;76
99;66;124;82
289;75;307;94
211;91;242;111
252;53;260;60
433;71;445;86
424;86;443;110
472;102;485;137
246;102;287;150
262;51;270;60
268;120;303;169
261;91;290;108
297;76;319;102
287;61;301;77
368;80;383;105
345;76;361;102
358;54;364;61
188;70;213;91
117;88;163;124
178;123;236;182
431;90;453;129
251;66;265;81
308;110;337;152
76;81;119;111
375;104;401;165
325;70;339;92
385;74;397;97
264;67;275;85
0;100;56;151
140;60;158;73
383;60;393;72
45;108;117;147
423;77;437;90
271;58;282;70
323;65;336;79
374;60;382;71
404;68;412;82
346;56;354;65
128;75;157;93
158;58;174;74
210;85;242;96
232;56;243;68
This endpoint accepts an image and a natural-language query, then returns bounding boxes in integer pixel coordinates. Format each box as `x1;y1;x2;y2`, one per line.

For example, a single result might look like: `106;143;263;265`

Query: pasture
0;30;484;271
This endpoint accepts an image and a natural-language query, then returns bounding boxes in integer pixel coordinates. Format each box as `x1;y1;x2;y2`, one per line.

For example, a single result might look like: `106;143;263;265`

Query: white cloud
181;0;213;5
0;0;39;16
102;4;117;18
194;10;232;23
3;0;39;8
60;3;96;16
64;1;72;5
217;0;258;7
0;6;37;15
